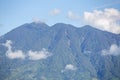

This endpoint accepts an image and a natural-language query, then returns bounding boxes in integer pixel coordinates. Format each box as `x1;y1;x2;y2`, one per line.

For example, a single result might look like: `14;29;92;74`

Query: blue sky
0;0;120;35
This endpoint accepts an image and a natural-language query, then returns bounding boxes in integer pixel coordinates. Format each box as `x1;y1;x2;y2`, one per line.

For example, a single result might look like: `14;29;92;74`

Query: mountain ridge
0;22;120;80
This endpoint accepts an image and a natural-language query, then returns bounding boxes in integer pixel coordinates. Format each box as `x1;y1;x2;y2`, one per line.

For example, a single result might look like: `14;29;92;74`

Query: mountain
0;22;120;80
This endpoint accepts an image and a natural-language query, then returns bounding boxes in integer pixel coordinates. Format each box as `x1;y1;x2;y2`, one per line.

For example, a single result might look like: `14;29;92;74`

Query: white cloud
50;8;61;16
28;48;52;60
67;11;80;20
3;40;12;51
61;64;77;73
32;17;46;24
65;64;77;71
6;50;25;59
102;44;120;56
84;8;120;34
3;40;52;60
3;40;25;59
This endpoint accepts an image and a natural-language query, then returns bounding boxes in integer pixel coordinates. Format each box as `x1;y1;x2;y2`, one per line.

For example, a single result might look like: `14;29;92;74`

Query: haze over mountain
0;22;120;80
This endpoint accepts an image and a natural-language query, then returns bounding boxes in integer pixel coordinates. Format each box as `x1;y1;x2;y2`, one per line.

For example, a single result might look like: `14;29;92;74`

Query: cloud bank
102;44;120;56
28;48;52;60
50;8;61;16
67;11;80;20
3;40;25;59
84;8;120;34
3;40;51;60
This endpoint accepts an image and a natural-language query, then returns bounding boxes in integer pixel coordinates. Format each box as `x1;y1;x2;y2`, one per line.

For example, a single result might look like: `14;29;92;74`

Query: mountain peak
18;22;49;30
82;25;97;29
80;25;101;32
0;22;120;80
52;23;76;29
30;22;48;27
53;23;69;27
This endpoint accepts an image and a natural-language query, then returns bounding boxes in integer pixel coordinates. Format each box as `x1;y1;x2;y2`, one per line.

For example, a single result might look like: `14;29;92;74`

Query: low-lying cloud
6;50;25;59
84;8;120;34
28;48;52;60
61;64;77;73
102;44;120;56
65;64;77;70
2;40;25;59
3;40;52;60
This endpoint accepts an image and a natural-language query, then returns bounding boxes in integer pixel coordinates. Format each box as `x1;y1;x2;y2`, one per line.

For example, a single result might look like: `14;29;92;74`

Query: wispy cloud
67;11;80;20
28;48;52;60
3;40;52;60
50;8;61;16
32;17;47;23
3;40;25;59
84;8;120;34
94;1;120;9
0;24;3;27
102;44;120;56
